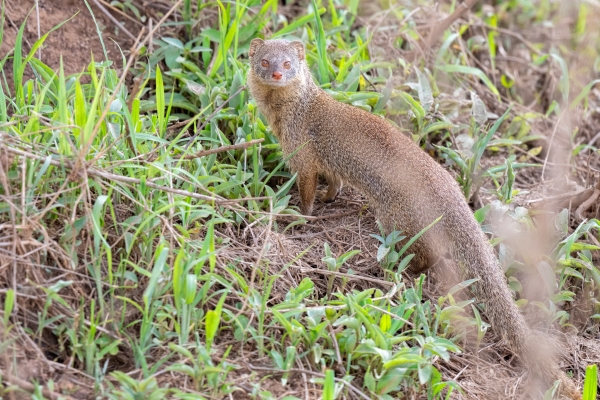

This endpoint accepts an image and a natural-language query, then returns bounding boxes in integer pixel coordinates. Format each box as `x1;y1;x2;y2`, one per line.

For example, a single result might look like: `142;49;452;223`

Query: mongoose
247;38;581;399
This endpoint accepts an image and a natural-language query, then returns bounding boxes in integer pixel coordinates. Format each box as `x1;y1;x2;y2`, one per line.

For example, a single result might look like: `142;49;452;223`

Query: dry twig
1;370;77;400
247;364;371;400
179;138;264;160
91;0;137;41
406;0;479;62
96;0;145;26
575;181;600;221
1;145;231;205
182;85;248;150
528;187;596;210
289;265;393;287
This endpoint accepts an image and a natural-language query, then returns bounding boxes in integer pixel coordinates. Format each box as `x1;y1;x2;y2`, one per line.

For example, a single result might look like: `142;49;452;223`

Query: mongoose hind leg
403;240;432;273
319;172;342;203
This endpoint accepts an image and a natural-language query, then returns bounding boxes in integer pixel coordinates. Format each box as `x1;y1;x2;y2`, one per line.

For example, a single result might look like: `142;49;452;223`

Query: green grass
0;1;599;399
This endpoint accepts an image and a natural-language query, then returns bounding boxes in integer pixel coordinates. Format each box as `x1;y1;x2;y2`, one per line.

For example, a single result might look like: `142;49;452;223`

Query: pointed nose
272;71;282;80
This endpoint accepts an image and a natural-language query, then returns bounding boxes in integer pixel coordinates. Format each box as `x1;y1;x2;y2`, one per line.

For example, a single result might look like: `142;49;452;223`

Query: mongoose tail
450;216;581;400
247;38;580;400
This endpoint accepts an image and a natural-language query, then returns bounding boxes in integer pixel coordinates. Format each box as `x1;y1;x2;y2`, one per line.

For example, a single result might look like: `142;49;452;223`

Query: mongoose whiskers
247;38;580;399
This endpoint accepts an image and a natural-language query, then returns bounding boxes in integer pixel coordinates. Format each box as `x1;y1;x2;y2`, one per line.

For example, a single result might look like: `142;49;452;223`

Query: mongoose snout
247;38;581;399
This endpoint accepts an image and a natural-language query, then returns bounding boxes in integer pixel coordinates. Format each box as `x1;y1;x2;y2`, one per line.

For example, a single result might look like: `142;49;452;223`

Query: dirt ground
1;0;135;85
1;1;599;399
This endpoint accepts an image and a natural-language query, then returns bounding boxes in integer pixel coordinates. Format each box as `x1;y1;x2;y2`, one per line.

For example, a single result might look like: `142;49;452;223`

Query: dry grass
0;1;599;399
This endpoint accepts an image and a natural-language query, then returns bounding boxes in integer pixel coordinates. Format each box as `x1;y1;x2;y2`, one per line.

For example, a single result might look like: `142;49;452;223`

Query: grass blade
272;8;325;38
13;10;28;108
437;65;500;101
3;289;14;329
323;369;335;400
311;0;329;84
155;66;165;137
583;364;597;400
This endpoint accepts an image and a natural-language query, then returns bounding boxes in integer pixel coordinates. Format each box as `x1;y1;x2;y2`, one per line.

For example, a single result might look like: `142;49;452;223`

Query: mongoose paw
299;203;314;216
318;189;339;203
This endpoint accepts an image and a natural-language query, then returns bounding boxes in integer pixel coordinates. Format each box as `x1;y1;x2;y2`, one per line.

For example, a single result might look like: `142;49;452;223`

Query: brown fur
247;38;581;399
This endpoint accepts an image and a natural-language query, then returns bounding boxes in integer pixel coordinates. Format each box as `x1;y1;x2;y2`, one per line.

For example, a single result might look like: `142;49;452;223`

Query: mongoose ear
290;41;305;60
249;38;265;57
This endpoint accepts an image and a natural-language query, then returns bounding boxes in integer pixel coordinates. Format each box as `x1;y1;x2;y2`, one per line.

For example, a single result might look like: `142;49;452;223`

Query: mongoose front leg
297;169;318;215
320;172;342;203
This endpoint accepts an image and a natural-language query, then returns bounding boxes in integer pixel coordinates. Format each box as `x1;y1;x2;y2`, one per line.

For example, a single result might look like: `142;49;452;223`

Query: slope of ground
0;1;599;399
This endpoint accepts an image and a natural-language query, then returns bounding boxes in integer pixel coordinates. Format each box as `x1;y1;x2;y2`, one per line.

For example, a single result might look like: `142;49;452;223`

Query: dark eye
261;59;269;67
283;61;291;69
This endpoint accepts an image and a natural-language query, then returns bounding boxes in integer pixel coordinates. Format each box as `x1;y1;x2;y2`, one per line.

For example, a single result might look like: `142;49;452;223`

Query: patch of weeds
1;1;599;399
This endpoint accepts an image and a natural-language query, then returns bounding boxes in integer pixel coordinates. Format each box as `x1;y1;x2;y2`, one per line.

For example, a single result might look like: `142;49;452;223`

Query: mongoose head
248;38;305;88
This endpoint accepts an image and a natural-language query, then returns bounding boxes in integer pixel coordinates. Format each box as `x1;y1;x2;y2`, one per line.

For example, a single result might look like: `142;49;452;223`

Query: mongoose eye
283;61;291;69
261;59;269;67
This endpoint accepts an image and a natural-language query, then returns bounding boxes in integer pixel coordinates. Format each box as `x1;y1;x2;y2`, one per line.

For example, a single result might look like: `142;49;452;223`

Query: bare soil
1;0;134;87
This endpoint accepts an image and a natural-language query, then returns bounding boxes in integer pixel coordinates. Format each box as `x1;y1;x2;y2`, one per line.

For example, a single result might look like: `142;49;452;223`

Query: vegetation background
0;0;599;399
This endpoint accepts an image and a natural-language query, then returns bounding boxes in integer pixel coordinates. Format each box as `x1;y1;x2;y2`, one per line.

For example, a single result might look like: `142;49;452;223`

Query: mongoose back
247;38;580;399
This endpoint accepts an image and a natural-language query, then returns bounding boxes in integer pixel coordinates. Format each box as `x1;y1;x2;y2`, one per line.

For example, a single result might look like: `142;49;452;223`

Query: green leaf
583;364;597;400
311;0;329;84
377;245;390;262
570;79;600;109
162;37;184;49
551;53;569;105
474;204;490;224
543;379;560;400
0;73;6;124
435;145;468;172
474;106;512;168
379;313;391;332
144;245;169;314
12;10;27;107
398;214;443;257
377;369;405;394
336;40;370;83
205;310;219;350
172;249;184;310
271;8;326;38
168;342;194;360
322;369;335;400
418;362;432;385
399;92;425;122
206;292;227;351
74;79;86;144
374;71;394;112
448;279;479;295
3;289;14;327
155;66;165;137
184;274;197;305
415;68;433;112
423;122;456;135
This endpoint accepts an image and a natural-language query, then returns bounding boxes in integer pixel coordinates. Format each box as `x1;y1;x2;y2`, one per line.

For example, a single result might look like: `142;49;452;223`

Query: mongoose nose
272;71;282;80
